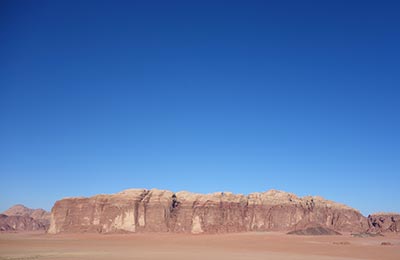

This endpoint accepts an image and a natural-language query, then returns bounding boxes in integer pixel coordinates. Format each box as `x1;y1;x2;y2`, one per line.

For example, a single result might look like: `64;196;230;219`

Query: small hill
288;226;342;236
3;204;34;216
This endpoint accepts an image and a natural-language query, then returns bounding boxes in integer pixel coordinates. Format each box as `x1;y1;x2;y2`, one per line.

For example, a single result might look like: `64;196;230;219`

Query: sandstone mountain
0;214;47;232
3;204;35;216
1;205;51;232
48;188;369;234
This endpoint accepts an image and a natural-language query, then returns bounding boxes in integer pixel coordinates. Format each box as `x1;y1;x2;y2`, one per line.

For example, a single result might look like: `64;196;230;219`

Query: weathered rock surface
1;205;51;232
0;214;47;232
368;213;400;233
48;189;369;234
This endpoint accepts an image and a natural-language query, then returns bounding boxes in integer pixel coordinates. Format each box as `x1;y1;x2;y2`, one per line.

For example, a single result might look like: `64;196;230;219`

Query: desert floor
0;232;399;260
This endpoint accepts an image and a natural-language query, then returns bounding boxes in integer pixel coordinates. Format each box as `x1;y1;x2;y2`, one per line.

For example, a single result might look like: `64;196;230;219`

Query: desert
1;231;399;260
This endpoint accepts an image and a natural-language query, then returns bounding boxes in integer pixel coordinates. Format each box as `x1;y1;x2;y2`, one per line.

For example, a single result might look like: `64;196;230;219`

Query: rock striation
48;189;369;234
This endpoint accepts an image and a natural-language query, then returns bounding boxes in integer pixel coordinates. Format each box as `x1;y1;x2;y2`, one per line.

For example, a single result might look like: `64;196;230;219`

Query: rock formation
368;213;400;233
0;214;48;232
1;205;51;232
48;189;369;234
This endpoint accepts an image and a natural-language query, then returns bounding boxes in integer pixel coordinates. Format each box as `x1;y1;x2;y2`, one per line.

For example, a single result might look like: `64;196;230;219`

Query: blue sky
1;1;399;216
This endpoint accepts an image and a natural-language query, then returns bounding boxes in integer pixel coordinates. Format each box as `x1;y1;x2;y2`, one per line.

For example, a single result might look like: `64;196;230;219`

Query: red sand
1;232;399;260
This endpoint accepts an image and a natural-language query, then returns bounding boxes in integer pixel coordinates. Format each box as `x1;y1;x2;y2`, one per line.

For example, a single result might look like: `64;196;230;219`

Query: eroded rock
0;214;47;232
48;188;369;234
368;213;400;233
1;205;51;232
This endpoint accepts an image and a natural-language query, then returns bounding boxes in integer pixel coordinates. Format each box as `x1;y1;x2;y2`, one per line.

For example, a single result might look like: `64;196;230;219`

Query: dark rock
287;226;342;236
368;213;400;233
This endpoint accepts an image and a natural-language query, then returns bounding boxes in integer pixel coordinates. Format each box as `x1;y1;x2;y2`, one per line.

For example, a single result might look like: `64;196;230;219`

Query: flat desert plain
0;232;399;260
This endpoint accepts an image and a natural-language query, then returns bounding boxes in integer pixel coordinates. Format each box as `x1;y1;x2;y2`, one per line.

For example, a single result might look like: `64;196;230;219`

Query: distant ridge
4;190;398;235
1;205;50;232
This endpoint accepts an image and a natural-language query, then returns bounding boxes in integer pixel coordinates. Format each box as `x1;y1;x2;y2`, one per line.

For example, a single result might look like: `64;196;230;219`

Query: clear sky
1;1;399;216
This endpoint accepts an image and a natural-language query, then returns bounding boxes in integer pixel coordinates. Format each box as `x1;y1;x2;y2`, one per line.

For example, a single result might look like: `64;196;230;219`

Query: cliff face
48;189;368;234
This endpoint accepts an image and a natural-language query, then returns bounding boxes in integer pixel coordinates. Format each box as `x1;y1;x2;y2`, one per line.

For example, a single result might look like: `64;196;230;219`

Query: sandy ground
0;232;399;260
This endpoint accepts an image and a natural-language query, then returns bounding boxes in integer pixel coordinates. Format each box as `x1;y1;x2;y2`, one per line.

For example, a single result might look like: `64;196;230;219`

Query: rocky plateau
48;188;373;234
3;189;398;235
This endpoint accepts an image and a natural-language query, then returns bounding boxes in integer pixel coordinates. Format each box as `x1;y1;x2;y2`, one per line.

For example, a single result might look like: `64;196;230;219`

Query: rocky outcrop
0;214;47;232
1;205;51;232
2;204;51;228
48;189;369;234
368;213;400;233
